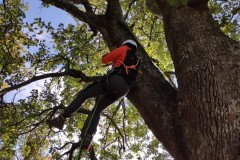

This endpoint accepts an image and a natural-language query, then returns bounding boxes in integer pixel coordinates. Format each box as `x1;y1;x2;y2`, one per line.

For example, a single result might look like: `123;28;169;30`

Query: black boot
47;114;66;130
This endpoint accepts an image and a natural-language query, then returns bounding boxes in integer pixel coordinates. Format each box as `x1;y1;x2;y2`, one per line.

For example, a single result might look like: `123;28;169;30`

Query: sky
4;0;77;102
23;0;76;27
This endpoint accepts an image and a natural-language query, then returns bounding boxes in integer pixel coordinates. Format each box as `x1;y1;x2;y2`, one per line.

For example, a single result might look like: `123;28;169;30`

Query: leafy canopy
0;0;239;159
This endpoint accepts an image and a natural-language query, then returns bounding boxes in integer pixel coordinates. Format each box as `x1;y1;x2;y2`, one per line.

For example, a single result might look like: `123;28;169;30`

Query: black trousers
62;74;130;135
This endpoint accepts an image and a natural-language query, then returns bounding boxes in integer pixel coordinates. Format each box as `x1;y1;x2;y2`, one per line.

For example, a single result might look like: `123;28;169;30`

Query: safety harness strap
116;59;139;74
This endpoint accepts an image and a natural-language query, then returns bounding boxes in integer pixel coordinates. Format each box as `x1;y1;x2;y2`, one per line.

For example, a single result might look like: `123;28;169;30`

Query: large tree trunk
157;1;240;159
41;0;240;159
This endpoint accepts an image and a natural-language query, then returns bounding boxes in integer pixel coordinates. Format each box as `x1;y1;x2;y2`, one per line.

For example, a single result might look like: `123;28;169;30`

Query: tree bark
155;1;240;159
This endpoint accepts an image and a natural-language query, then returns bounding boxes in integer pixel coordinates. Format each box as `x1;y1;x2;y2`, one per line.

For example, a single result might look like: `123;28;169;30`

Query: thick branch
106;0;123;19
42;0;99;26
42;0;100;34
64;0;85;4
126;45;182;159
0;69;100;96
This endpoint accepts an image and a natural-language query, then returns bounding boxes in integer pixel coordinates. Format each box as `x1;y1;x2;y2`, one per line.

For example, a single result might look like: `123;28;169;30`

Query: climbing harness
77;95;102;160
116;59;139;74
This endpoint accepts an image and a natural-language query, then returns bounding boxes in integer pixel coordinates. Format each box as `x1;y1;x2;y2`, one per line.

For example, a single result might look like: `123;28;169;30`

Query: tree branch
126;44;180;159
105;0;123;19
59;142;79;159
229;7;240;23
64;0;85;4
56;140;96;160
42;0;100;34
0;69;101;96
124;0;136;20
42;0;99;25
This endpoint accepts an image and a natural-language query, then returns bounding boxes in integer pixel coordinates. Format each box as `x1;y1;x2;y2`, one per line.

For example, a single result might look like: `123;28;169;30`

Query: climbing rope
77;95;102;160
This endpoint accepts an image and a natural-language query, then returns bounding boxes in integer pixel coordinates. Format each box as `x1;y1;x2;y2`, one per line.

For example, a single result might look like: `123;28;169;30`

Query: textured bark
158;1;240;159
40;0;240;159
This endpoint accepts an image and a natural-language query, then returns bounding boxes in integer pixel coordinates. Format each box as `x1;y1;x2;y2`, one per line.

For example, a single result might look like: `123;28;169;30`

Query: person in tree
47;39;140;148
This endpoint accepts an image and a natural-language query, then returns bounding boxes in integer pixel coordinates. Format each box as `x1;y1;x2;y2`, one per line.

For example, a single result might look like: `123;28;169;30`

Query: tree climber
47;39;140;149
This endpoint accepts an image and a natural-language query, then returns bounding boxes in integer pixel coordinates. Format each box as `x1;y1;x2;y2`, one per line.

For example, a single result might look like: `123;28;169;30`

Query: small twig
12;89;25;103
124;0;136;20
229;7;240;23
54;142;73;151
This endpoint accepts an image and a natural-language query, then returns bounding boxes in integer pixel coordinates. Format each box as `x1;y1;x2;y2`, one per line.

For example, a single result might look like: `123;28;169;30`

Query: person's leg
47;81;104;129
81;74;131;146
63;81;103;118
82;94;117;136
80;94;117;148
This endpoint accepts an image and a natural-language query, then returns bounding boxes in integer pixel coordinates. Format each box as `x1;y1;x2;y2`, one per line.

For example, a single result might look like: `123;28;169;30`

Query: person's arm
101;46;129;64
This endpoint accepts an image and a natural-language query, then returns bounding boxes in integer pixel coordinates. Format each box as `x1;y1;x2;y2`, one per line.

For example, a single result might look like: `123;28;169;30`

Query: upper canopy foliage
0;0;239;159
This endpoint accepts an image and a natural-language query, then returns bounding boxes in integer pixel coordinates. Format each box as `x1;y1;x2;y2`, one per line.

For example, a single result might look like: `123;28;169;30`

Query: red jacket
101;46;131;67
